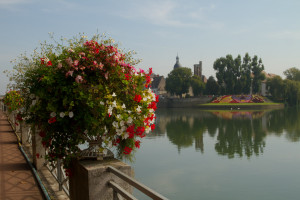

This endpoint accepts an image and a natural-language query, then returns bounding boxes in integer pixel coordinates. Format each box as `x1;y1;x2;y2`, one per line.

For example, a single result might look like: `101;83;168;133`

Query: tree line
165;53;300;106
267;67;300;106
165;53;265;97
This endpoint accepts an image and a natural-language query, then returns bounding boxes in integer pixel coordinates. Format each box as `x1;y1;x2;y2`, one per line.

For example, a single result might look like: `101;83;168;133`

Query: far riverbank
157;96;284;110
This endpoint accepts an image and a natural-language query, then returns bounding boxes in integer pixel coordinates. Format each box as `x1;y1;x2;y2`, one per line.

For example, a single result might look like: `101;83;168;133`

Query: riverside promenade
0;110;44;200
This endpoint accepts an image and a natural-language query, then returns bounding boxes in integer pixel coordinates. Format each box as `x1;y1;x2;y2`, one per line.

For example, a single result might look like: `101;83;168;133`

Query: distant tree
213;53;265;94
204;76;219;95
283;79;300;106
191;75;205;96
165;67;192;98
266;76;284;101
251;55;265;93
283;67;300;81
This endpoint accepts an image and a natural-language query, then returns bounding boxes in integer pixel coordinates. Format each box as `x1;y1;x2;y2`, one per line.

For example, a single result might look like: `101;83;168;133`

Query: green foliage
266;76;284;100
191;75;205;96
267;75;300;106
204;76;220;95
165;67;192;98
6;33;158;169
283;67;300;81
3;90;24;112
213;53;265;94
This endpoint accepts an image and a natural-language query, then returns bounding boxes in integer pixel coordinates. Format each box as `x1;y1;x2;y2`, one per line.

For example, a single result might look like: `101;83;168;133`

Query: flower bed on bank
211;95;265;103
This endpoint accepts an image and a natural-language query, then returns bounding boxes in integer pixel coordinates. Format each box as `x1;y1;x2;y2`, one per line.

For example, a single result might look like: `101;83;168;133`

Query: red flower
136;126;145;137
148;102;157;110
151;124;155;131
48;117;56;124
113;138;121;146
155;94;159;103
126;125;135;134
47;61;52;66
36;153;40;159
65;169;72;177
41;58;45;65
123;147;132;155
135;140;140;148
134;94;142;103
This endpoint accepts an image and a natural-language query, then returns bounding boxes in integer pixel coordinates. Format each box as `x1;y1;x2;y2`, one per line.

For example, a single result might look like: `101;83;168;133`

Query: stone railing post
32;126;46;170
20;121;30;144
69;158;133;200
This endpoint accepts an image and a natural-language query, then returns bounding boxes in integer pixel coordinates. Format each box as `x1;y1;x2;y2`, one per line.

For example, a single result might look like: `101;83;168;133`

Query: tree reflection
152;107;300;158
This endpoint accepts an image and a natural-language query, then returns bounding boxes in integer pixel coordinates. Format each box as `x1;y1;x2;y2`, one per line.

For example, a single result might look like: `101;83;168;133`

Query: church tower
174;55;183;70
194;61;202;77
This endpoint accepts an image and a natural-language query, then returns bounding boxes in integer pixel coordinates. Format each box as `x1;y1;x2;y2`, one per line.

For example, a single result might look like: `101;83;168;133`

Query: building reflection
151;108;300;158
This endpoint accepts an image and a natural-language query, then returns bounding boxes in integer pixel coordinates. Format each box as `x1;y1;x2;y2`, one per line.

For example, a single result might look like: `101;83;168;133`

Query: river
124;108;300;200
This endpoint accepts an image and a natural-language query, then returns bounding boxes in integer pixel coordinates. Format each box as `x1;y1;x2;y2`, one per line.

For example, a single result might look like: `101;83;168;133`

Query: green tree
283;79;300;106
283;67;300;81
266;76;284;101
204;76;219;95
251;55;265;93
165;67;192;98
213;53;265;94
191;75;205;96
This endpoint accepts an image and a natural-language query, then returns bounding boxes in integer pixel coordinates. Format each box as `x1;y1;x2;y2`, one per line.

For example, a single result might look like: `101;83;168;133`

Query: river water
124;108;300;200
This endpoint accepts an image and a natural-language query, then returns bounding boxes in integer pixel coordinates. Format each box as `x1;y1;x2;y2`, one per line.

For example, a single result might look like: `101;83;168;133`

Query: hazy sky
1;0;300;94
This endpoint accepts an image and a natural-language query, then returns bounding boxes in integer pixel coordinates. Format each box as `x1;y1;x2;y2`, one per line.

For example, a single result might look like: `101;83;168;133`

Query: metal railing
107;166;169;200
1;101;167;199
45;158;70;196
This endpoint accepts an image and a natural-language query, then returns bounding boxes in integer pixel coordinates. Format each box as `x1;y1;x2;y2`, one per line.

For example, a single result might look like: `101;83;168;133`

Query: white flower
100;101;104;105
60;112;65;118
69;111;74;118
112;121;119;128
127;117;133;124
120;120;125;127
145;126;151;134
112;92;117;97
124;133;129;139
108;105;113;116
112;101;117;107
50;112;56;117
84;130;88;134
136;106;141;113
121;104;126;109
127;110;132;114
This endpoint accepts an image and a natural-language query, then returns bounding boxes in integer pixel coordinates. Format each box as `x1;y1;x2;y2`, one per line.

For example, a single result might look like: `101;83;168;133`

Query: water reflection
152;108;300;158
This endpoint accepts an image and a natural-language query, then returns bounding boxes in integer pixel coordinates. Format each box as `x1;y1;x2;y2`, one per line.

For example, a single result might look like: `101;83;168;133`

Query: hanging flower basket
21;34;158;169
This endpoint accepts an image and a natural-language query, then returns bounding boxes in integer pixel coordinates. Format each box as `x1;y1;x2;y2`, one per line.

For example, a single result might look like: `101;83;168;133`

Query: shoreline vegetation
157;95;284;109
197;102;284;110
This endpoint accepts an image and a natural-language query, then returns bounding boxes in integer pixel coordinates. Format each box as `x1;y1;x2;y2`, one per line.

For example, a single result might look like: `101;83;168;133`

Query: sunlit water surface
123;108;300;200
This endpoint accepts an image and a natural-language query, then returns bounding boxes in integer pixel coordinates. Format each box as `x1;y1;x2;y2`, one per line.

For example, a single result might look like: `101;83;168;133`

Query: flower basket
20;34;158;170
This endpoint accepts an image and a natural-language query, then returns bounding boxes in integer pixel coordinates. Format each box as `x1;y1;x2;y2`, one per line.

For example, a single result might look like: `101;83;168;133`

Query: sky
1;0;300;95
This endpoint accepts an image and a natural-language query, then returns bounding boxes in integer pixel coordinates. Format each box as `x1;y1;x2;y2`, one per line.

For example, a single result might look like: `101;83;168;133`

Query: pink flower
65;57;73;66
65;71;74;77
75;75;83;83
57;63;62;69
74;60;79;66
